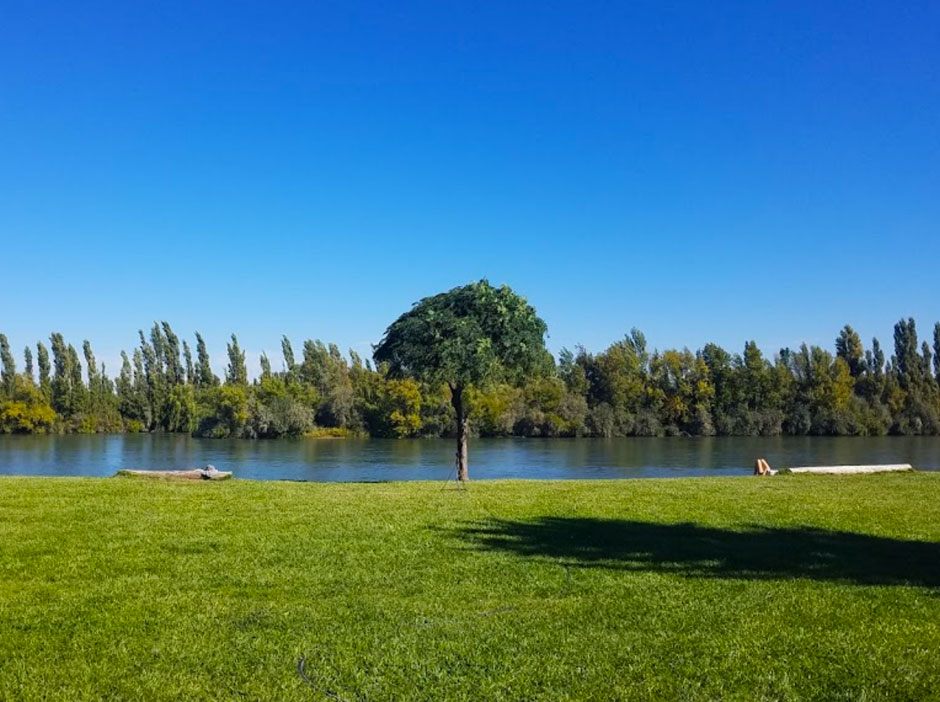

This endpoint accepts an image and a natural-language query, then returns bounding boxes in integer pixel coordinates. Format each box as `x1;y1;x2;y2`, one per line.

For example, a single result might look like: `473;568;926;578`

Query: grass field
1;473;939;701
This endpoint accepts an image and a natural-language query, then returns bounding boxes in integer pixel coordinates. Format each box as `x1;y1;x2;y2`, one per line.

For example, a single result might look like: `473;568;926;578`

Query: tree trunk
451;384;469;482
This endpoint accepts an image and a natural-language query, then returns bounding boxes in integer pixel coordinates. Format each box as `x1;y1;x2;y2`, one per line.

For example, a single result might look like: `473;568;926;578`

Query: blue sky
2;1;938;376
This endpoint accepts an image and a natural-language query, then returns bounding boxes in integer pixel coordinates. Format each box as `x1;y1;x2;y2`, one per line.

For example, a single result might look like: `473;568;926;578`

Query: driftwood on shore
755;458;912;476
786;464;912;475
117;465;232;481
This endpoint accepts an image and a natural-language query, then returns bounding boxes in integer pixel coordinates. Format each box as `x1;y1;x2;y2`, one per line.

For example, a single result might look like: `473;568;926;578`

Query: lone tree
374;280;548;482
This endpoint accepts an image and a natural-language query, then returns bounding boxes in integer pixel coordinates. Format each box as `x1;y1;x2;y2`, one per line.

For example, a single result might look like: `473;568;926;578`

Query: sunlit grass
1;473;939;700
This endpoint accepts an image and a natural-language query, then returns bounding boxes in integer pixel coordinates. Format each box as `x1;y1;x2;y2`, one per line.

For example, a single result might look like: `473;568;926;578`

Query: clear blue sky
2;1;938;376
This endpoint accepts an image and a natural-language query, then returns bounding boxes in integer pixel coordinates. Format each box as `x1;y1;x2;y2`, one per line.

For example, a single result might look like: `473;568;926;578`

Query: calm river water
1;434;939;481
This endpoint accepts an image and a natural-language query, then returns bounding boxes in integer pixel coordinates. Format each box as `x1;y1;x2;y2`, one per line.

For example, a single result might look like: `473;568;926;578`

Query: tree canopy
373;279;548;390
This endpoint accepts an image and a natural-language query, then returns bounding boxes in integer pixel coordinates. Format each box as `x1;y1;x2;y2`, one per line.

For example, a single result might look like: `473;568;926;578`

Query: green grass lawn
1;473;939;701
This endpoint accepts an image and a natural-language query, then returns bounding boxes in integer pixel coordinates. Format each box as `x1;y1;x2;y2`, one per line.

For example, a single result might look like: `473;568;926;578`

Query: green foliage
244;374;315;438
195;385;249;438
891;318;940;434
163;384;198;433
77;340;122;431
0;375;56;433
468;383;522;436
379;378;424;437
0;400;56;433
304;426;359;438
301;340;357;429
374;279;548;391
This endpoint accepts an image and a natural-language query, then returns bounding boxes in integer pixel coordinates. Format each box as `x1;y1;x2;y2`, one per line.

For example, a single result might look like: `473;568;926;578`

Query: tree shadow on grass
452;517;940;588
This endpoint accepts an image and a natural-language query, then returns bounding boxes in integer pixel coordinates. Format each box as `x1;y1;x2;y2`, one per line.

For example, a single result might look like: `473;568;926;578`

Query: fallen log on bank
116;465;232;480
755;458;912;476
786;464;913;475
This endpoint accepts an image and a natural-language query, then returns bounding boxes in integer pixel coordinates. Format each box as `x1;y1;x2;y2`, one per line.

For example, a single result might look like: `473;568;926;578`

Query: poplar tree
67;344;85;414
183;341;194;385
871;338;886;381
49;333;72;414
281;336;296;374
149;324;169;393
116;351;135;419
259;353;272;380
301;340;325;389
161;322;184;387
138;330;161;429
892;318;938;433
37;342;52;402
83;341;98;388
132;349;152;428
741;341;771;413
226;334;248;386
894;319;921;387
24;346;34;382
922;341;935;393
0;333;15;397
83;341;99;413
194;333;217;388
835;325;866;378
934;322;940;383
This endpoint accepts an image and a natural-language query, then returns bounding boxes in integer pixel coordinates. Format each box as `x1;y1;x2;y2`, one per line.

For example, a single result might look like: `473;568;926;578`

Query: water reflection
0;434;938;481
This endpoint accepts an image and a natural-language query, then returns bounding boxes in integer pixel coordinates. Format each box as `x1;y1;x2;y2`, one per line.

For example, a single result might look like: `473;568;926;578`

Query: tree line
2;318;940;438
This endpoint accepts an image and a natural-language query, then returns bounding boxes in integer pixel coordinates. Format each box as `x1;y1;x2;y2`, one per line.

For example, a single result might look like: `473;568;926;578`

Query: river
1;434;939;481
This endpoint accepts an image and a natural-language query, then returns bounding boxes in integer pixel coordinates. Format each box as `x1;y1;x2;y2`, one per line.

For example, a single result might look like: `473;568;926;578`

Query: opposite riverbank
1;474;939;700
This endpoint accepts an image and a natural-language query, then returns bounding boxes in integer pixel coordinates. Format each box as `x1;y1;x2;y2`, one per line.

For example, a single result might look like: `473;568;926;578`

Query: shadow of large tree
452;517;940;587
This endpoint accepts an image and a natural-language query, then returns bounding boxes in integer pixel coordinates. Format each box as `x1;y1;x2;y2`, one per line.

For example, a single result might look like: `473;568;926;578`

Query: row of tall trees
2;319;940;438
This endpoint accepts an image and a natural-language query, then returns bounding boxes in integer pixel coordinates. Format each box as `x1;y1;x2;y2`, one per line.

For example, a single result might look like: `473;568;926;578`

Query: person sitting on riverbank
754;458;776;476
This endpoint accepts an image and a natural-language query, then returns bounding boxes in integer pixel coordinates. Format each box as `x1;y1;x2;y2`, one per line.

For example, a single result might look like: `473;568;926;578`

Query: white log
117;468;232;480
786;464;912;475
